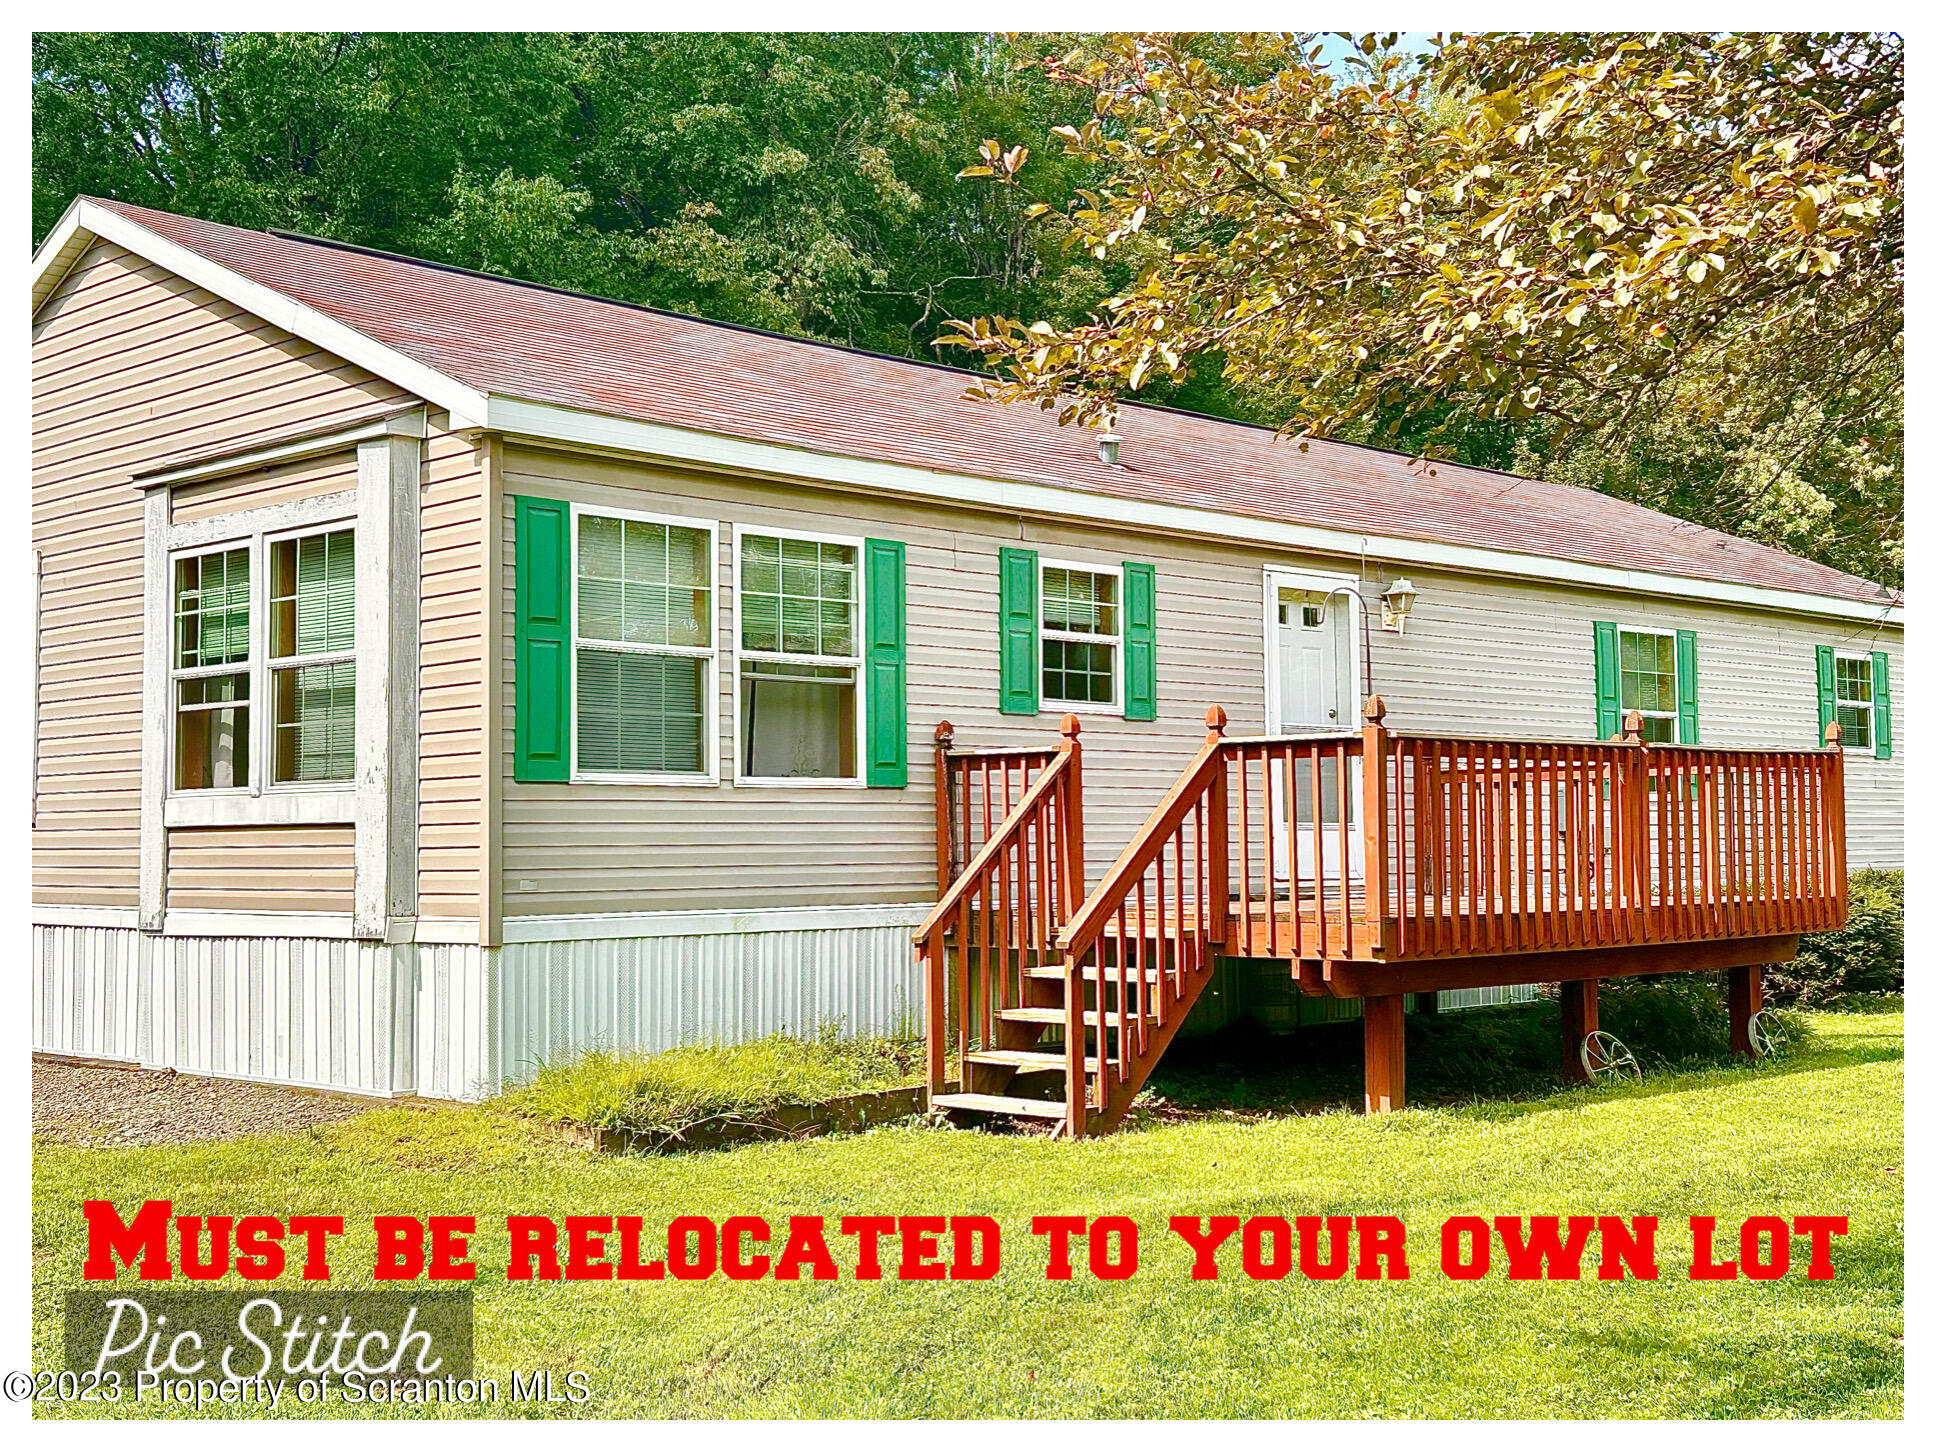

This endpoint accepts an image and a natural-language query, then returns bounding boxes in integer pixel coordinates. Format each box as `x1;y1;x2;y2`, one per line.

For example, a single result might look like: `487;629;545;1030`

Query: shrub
498;1027;925;1135
1768;869;1905;1007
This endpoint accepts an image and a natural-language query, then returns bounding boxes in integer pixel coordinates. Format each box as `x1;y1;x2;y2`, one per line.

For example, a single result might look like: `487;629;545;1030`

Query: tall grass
498;1027;925;1134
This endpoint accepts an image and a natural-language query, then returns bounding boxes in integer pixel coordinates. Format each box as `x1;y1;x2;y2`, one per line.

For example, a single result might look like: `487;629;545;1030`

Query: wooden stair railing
920;698;1850;1139
933;721;1062;894
914;716;1085;1122
1052;707;1236;1138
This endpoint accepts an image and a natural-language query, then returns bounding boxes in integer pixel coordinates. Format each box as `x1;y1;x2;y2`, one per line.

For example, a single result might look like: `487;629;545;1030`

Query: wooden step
965;1049;1099;1073
931;1092;1066;1120
997;1006;1141;1028
1023;964;1168;983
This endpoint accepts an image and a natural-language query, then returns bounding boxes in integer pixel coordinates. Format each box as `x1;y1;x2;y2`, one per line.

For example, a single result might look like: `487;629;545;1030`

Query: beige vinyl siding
497;446;1902;917
1370;569;1903;868
170;448;359;523
32;238;412;909
164;825;355;913
498;447;1282;916
418;420;490;925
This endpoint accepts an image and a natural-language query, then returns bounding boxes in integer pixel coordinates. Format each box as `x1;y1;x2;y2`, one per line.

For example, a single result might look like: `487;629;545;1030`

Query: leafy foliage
944;32;1902;584
1770;869;1905;1007
34;31;1903;583
32;32;1113;357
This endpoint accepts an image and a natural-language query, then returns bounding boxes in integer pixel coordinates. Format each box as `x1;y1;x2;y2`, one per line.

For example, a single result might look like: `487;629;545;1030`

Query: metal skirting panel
36;922;919;1101
32;925;491;1100
492;925;922;1088
413;942;494;1101
148;936;409;1095
33;925;151;1064
1437;983;1541;1011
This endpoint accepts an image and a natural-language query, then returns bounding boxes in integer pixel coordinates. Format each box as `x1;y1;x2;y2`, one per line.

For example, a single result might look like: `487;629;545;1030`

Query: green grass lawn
33;1003;1903;1419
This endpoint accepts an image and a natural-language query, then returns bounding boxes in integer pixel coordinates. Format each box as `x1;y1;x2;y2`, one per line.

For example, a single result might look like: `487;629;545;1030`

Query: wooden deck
922;704;1851;1136
1098;885;1836;965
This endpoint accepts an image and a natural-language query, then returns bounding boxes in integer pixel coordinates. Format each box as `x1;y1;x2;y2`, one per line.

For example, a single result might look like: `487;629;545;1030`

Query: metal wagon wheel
1747;1009;1790;1059
1579;1030;1642;1084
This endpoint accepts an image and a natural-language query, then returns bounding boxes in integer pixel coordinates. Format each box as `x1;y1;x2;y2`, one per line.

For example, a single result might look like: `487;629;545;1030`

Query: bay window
170;526;356;793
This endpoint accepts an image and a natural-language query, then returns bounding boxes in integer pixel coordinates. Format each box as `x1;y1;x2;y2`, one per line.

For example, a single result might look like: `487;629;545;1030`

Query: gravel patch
33;1058;384;1147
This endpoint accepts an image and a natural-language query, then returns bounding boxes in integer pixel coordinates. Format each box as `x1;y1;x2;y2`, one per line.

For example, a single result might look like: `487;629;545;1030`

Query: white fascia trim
33;200;488;422
485;395;1904;630
500;902;935;944
159;910;358;940
32;905;142;930
134;408;427;490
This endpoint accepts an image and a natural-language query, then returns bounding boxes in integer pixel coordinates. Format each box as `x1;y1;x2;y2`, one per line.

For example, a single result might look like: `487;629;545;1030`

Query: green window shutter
1675;629;1699;744
1122;560;1156;721
1592;621;1621;739
1872;650;1892;759
1815;644;1837;746
864;538;908;787
998;546;1039;715
514;495;571;782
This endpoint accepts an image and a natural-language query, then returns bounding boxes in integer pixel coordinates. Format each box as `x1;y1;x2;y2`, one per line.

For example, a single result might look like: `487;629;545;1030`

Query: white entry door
1266;574;1364;889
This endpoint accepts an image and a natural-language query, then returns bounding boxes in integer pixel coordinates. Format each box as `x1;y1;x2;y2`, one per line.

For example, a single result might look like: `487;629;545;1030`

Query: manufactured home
32;198;1903;1131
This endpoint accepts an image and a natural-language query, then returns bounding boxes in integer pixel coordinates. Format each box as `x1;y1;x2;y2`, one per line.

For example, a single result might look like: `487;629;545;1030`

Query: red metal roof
85;198;1897;609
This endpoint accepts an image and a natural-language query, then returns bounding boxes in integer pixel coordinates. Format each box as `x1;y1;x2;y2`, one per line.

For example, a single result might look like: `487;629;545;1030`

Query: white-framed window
1618;626;1679;744
1833;651;1876;752
570;504;718;783
734;526;864;785
1040;559;1122;710
267;527;356;783
171;542;255;791
169;524;357;794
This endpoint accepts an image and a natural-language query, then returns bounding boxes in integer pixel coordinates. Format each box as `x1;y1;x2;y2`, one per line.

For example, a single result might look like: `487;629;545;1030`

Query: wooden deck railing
1374;707;1848;958
914;717;1084;1093
933;721;1062;893
1056;710;1229;1135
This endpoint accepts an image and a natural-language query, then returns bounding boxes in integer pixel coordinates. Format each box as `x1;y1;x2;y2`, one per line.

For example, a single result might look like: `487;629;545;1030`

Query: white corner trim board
35;197;1903;632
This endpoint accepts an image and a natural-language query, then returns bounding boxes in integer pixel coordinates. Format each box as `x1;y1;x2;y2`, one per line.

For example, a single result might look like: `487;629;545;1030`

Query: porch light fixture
1380;578;1418;635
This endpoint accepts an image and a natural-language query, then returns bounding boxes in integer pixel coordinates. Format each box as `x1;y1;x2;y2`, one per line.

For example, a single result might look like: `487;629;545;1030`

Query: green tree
944;32;1903;584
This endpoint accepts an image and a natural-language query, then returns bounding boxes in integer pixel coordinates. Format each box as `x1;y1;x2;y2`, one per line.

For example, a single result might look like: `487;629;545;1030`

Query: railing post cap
1826;720;1844;747
1060;713;1082;740
1204;704;1228;737
1364;694;1386;724
1622;708;1644;742
934;720;954;743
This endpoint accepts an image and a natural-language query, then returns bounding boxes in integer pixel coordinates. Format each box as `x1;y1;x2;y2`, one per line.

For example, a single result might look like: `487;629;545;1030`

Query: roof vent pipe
1096;432;1123;466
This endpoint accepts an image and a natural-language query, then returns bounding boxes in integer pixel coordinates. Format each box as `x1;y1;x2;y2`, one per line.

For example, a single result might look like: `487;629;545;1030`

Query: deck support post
1728;964;1764;1057
1560;978;1600;1084
1363;994;1406;1113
